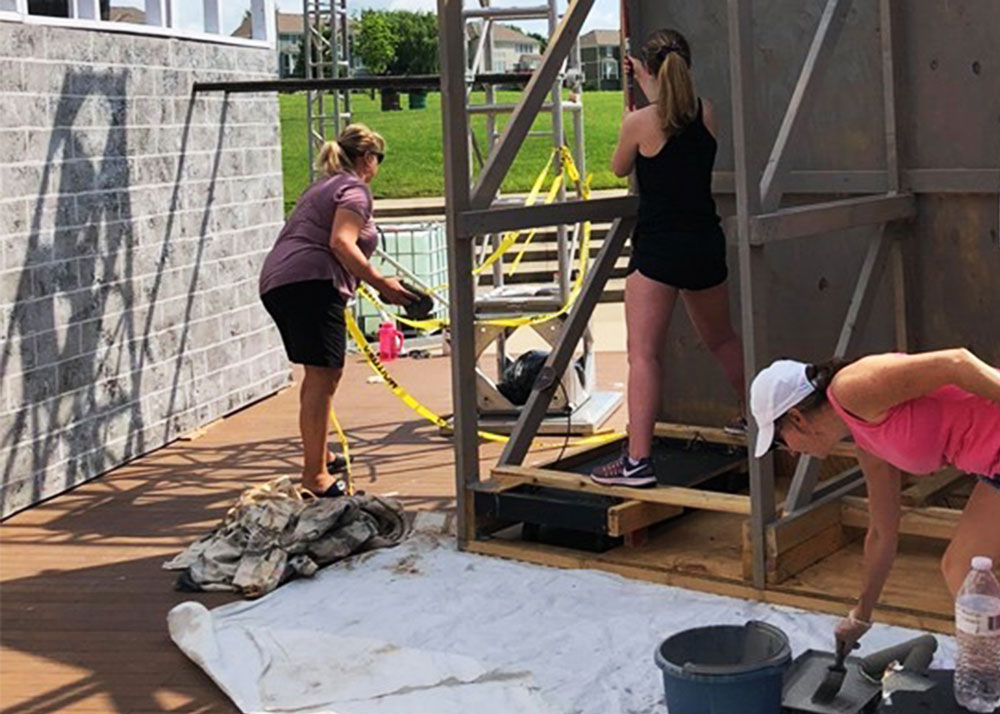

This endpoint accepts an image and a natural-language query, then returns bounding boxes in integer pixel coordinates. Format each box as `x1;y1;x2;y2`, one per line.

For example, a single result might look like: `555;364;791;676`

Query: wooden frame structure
437;0;998;625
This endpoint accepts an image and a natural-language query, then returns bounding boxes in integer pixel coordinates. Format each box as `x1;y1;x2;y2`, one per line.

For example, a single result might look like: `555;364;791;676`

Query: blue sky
269;0;620;34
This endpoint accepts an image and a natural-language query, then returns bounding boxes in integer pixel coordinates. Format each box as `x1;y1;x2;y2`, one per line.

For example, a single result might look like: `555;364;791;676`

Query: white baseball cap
750;359;816;458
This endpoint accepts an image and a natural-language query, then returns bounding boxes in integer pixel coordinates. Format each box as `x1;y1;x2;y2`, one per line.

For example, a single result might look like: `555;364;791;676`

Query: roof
466;23;540;46
579;29;620;48
231;11;305;39
108;7;145;23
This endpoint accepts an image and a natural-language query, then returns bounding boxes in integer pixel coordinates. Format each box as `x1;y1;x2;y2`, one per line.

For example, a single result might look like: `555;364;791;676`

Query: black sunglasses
373;151;385;164
768;418;789;453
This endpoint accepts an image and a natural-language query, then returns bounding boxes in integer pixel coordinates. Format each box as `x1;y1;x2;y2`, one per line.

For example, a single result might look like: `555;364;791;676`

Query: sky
269;0;620;34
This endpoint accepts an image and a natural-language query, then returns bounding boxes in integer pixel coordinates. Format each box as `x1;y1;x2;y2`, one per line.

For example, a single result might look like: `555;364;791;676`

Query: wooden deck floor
0;345;953;713
1;352;628;714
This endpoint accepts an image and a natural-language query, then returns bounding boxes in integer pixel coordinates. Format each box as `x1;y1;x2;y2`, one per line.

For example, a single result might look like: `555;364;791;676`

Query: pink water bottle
378;320;404;361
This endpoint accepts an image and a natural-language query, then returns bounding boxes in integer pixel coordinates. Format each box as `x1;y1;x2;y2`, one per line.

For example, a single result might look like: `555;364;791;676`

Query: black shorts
627;226;728;291
261;280;347;369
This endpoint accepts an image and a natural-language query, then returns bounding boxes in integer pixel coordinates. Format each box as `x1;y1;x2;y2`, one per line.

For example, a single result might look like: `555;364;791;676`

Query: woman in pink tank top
750;349;1000;648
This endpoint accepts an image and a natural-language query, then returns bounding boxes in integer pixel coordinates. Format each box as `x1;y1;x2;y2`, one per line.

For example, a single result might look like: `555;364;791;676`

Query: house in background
232;11;304;77
466;23;541;72
580;29;620;90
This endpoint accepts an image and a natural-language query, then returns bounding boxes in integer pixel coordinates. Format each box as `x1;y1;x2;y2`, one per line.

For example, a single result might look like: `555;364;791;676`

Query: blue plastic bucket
654;621;791;714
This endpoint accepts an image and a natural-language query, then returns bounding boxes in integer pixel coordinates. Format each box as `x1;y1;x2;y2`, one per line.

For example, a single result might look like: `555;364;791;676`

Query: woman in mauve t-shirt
259;124;414;497
749;350;1000;649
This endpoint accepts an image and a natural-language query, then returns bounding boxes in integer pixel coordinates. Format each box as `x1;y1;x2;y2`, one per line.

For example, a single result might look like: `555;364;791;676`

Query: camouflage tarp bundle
163;477;409;598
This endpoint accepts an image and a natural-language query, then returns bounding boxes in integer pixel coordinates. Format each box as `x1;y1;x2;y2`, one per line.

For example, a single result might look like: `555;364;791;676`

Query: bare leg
681;281;745;408
941;479;1000;596
299;365;343;494
625;270;678;459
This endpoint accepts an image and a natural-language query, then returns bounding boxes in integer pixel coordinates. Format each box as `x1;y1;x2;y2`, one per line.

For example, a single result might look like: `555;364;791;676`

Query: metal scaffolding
304;0;352;182
461;1;613;436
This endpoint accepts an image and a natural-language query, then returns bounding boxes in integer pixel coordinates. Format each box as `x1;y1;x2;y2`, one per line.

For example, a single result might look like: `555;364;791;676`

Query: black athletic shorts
627;225;728;291
261;280;347;369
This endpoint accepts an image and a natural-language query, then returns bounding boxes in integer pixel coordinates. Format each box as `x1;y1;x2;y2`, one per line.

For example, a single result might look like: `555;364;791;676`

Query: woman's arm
854;448;902;620
611;111;641;178
328;209;412;304
702;98;718;139
835;447;902;646
832;349;1000;422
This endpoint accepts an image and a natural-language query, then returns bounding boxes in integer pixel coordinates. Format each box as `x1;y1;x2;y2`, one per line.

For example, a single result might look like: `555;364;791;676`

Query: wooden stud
607;501;683;537
900;468;966;507
841;496;961;541
492;465;752;514
750;194;915;245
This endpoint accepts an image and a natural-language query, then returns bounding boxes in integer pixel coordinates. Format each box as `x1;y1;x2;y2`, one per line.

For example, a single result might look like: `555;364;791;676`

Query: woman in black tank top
592;29;746;488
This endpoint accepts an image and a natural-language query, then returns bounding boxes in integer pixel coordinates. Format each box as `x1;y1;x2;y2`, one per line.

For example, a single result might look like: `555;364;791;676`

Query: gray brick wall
0;22;290;517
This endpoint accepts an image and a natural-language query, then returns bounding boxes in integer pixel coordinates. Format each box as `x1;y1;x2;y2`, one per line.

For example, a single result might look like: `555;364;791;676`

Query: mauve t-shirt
259;172;377;300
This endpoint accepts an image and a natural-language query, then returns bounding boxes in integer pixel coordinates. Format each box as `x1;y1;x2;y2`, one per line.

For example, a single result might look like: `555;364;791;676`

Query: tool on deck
813;639;860;703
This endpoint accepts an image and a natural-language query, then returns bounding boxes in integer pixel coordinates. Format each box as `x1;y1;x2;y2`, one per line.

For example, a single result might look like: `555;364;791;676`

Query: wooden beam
498;216;635;466
759;0;854;211
750;194;915;245
469;0;596;209
439;0;477;547
459;196;638;237
760;500;852;584
900;468;966;507
879;0;901;192
607;501;683;537
834;224;894;356
492;465;753;514
841;496;960;541
652;422;856;459
728;0;775;589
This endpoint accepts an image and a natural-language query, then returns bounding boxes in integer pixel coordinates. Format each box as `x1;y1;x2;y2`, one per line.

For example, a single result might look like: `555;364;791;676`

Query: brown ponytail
641;29;697;135
315;123;386;178
793;357;854;413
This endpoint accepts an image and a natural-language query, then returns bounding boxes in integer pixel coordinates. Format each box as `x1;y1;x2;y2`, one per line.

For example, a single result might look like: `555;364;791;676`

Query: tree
356;10;395;76
527;31;548;54
356;10;438;76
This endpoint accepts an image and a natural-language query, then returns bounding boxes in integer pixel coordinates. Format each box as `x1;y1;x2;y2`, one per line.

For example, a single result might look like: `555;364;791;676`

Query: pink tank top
827;385;1000;477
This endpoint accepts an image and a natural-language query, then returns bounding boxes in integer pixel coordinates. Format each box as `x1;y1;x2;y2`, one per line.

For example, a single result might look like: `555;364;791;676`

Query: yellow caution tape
473;149;556;276
359;146;597;333
328;405;354;495
343;309;624;450
508;172;564;276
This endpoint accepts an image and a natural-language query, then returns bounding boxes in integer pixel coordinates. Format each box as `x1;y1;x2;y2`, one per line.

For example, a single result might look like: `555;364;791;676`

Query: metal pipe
548;0;570;303
193;73;533;93
467;102;582;114
464;5;548;20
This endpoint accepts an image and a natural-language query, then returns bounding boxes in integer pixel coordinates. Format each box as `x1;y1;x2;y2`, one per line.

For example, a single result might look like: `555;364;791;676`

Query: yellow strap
472;149;556;275
508;173;565;276
328;405;354;495
343;309;624;450
360;146;594;332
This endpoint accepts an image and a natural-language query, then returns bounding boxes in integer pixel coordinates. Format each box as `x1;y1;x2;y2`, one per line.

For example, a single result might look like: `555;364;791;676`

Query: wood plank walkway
0;352;626;714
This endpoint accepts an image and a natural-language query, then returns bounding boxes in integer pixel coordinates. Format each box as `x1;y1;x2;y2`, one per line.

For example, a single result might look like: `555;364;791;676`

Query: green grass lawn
280;90;628;212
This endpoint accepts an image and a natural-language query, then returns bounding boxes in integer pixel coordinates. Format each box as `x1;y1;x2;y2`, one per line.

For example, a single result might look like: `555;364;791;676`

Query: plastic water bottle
955;556;1000;712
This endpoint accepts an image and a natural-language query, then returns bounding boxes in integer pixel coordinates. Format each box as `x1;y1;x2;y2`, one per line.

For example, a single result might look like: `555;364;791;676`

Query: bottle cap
971;556;994;571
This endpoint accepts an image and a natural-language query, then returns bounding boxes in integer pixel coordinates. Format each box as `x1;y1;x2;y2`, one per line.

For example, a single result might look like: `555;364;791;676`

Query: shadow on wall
0;69;230;516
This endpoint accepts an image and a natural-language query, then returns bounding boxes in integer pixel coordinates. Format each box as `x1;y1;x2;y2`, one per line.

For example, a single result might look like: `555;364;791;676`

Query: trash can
654;621;791;714
408;89;428;109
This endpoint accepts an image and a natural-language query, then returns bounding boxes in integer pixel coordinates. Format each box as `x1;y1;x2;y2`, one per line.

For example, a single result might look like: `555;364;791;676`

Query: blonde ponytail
315;124;387;178
640;28;697;135
656;52;697;135
316;140;350;176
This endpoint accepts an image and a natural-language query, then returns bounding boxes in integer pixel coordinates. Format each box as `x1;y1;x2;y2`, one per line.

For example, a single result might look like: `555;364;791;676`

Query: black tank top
634;99;721;237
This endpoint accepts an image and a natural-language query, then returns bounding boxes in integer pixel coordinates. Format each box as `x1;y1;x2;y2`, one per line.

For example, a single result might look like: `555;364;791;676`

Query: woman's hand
834;608;872;650
378;277;417;306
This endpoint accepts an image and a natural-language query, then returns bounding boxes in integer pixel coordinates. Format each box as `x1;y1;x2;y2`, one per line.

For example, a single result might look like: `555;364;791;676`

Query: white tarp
169;518;955;714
